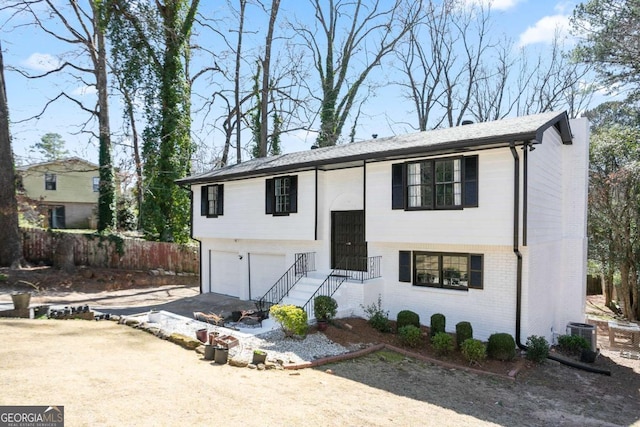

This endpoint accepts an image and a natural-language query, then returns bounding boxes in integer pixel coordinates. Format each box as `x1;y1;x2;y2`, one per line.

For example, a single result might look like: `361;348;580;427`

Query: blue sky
1;0;587;167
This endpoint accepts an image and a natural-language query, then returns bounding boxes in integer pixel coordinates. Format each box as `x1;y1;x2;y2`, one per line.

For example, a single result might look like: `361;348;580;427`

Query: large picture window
392;155;478;210
200;184;224;217
266;175;297;215
399;250;483;290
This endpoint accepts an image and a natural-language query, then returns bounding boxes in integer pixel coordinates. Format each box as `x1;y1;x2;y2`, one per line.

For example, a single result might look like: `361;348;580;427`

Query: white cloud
21;53;61;72
518;14;571;47
71;85;97;96
460;0;522;11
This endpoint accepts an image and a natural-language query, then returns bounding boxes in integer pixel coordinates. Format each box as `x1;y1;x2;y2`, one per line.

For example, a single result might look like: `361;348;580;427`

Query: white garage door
249;253;286;300
210;250;240;297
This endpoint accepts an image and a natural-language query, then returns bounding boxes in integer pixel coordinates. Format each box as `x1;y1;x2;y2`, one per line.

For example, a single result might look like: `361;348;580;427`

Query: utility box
567;322;597;351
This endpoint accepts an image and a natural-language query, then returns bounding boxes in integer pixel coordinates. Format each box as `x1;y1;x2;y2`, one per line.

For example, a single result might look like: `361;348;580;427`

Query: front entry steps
279;271;330;321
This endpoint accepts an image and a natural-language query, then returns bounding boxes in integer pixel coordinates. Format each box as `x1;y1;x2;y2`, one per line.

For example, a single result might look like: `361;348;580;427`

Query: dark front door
49;206;66;229
331;210;367;272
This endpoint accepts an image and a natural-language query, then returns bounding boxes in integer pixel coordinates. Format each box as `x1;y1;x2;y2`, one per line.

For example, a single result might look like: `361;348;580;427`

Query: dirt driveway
0;317;638;427
1;318;497;427
1;268;639;426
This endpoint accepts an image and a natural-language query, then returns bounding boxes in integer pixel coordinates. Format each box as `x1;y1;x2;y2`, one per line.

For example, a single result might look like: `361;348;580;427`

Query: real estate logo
0;406;64;427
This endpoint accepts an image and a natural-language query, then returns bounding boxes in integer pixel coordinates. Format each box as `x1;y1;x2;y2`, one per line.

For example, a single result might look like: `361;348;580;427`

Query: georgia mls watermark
0;406;64;427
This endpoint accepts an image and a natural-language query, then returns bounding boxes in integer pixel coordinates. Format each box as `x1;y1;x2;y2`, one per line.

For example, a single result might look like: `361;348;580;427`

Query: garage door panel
210;251;239;297
250;253;286;299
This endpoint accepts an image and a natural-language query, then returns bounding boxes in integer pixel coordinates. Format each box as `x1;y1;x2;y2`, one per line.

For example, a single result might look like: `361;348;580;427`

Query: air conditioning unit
566;322;597;351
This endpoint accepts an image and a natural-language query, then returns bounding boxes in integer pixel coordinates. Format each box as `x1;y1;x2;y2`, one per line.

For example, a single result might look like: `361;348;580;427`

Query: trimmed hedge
455;321;473;348
430;313;446;337
397;310;420;330
487;333;516;361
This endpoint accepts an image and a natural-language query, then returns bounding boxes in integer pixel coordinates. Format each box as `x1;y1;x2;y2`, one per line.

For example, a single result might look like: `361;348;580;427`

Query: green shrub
269;304;308;337
361;295;391;333
487;333;516;361
557;334;590;355
430;313;446;337
398;325;423;348
431;332;454;356
313;295;338;321
525;335;550;363
396;310;420;330
455;321;473;348
461;338;486;365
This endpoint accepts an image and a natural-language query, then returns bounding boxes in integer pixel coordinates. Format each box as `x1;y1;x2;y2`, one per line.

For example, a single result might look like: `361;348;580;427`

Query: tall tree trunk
123;89;143;229
235;0;246;164
258;0;280;157
619;261;634;320
93;11;117;232
0;43;23;268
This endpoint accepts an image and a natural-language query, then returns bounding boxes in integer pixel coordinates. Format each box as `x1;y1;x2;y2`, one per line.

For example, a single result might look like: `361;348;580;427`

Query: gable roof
17;156;99;172
179;110;572;185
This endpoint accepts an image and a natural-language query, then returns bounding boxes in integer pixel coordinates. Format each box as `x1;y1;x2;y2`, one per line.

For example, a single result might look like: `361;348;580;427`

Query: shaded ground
1;267;639;426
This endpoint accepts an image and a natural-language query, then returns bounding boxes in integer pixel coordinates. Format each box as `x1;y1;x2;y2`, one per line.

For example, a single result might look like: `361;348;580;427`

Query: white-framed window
265;175;297;215
45;173;57;190
92;177;100;192
200;184;223;217
392;155;478;210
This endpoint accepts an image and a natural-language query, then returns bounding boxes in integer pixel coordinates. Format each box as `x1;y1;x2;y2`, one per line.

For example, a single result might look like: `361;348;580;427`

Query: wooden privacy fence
21;228;199;273
586;275;602;295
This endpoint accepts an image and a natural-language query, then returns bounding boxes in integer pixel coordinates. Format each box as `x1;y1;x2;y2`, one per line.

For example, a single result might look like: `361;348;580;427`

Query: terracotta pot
317;320;329;331
195;329;208;343
208;331;220;345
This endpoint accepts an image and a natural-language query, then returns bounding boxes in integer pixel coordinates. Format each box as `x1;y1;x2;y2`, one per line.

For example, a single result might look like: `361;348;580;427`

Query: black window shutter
399;251;411;282
289;175;298;213
469;254;483;289
463;156;478;207
201;186;208;216
265;179;274;214
392;163;405;210
217;184;224;216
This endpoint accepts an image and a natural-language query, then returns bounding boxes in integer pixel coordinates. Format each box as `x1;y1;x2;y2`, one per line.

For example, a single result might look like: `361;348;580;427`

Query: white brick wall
192;118;589;345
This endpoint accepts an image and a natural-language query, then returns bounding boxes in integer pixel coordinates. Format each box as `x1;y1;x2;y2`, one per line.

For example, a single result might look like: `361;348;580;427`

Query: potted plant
313;295;338;331
11;280;39;310
252;349;267;365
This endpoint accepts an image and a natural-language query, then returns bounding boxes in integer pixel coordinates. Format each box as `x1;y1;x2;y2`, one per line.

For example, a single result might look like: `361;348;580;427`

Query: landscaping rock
168;333;200;350
228;358;248;368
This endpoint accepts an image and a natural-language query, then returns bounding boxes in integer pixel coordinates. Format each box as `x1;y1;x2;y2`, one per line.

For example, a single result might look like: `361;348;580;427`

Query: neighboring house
178;111;589;343
18;157;100;229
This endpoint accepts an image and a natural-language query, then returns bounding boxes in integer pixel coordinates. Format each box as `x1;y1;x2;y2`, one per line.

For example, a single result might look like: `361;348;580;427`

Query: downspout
509;144;524;349
511;143;610;375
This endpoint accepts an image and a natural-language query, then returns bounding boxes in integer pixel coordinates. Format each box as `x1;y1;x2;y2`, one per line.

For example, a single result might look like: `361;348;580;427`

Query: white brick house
178;111;589;343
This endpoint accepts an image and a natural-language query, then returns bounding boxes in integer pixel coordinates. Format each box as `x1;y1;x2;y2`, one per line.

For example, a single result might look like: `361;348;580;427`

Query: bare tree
0;42;23;268
233;0;247;164
393;0;495;130
295;0;423;146
505;34;592;119
2;0;117;232
394;1;594;131
255;0;281;157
